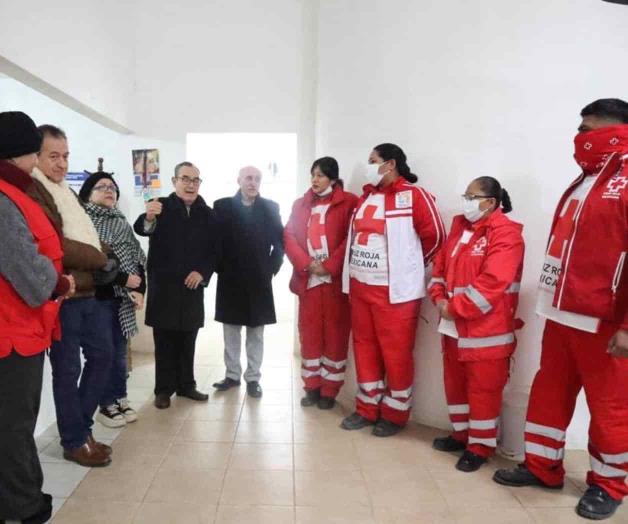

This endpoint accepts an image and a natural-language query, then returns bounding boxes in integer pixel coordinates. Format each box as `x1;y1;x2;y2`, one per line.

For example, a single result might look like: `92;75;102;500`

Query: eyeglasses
176;176;203;186
93;184;117;193
461;193;493;201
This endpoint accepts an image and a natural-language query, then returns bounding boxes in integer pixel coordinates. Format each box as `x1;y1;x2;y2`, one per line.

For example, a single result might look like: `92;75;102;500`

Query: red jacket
429;209;525;361
548;152;628;328
284;185;358;296
0;178;63;357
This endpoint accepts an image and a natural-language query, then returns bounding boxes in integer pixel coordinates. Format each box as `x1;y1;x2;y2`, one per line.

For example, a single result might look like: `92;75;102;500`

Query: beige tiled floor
40;317;628;523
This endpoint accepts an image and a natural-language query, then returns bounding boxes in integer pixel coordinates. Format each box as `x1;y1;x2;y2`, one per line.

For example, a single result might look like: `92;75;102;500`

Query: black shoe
493;463;564;489
340;412;375;430
154;393;171;409
212;377;241;391
246;381;263;398
433;435;467;452
372;419;403;437
300;389;320;407
317;397;336;410
456;450;487;472
177;388;209;401
576;485;622;520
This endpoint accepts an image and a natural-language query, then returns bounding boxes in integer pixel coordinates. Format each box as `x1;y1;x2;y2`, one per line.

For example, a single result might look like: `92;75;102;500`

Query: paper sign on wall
133;149;161;199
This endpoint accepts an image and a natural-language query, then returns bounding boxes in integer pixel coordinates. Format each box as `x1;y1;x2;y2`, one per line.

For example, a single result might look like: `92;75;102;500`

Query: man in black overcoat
212;165;284;398
134;161;218;409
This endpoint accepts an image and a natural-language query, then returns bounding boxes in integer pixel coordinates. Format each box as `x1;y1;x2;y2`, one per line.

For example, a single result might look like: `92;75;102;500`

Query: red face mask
573;125;628;175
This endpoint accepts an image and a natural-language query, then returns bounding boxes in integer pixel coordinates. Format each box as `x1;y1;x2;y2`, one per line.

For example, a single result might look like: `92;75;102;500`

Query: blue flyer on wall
66;172;89;194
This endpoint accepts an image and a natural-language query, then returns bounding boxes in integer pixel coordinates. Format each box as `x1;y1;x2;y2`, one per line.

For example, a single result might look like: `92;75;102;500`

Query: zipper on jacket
612;251;626;295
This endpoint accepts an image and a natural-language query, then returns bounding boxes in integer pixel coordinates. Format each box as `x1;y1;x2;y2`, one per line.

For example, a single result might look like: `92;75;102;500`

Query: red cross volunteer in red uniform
494;99;628;522
340;143;446;437
428;176;524;473
284;157;358;409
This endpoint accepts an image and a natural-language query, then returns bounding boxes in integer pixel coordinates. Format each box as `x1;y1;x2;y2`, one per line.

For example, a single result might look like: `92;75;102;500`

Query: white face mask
462;198;487;223
365;163;384;186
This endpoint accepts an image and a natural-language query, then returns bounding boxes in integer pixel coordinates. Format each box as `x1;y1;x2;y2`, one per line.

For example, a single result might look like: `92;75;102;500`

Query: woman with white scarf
80;169;147;428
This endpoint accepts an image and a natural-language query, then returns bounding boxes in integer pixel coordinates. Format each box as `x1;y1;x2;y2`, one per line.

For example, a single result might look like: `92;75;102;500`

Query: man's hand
437;299;454;320
607;329;628;358
63;274;76;298
145;200;163;222
129;291;144;310
126;274;141;289
184;271;204;290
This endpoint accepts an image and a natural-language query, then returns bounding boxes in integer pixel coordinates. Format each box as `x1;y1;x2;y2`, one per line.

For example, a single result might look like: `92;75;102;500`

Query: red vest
0;178;63;357
284;186;358;296
548;152;628;326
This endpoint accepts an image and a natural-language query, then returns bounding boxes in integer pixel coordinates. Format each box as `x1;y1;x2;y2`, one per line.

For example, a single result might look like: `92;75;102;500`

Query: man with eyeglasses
134;161;218;409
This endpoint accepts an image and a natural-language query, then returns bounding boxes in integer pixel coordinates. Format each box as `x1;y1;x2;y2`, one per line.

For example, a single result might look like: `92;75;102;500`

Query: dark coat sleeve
199;210;220;284
267;200;285;276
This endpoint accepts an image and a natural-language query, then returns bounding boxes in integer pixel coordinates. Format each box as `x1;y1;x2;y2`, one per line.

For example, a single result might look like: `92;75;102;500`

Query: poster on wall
66;172;90;194
132;148;161;199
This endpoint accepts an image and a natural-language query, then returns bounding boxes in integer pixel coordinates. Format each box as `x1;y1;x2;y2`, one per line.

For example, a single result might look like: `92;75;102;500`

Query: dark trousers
0;351;51;523
50;297;114;450
153;328;198;396
99;299;128;408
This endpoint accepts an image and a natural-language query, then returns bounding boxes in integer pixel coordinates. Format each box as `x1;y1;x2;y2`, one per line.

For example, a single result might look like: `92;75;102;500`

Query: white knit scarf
31;168;101;250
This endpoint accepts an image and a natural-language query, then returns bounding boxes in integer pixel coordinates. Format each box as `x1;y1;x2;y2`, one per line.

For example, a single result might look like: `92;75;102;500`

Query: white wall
0;0;136;130
131;0;307;140
0;77;184;435
317;0;628;449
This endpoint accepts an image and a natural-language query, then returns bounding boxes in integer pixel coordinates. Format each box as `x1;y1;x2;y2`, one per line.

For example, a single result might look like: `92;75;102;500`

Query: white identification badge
395;190;412;209
451;230;474;257
460;230;473;244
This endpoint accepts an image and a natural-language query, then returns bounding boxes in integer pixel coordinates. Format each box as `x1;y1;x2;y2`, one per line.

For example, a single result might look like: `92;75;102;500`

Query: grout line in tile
213;391;246;523
291;366;298;523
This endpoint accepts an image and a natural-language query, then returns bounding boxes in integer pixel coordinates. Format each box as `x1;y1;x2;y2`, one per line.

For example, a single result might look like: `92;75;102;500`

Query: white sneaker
116;398;138;423
96;404;127;428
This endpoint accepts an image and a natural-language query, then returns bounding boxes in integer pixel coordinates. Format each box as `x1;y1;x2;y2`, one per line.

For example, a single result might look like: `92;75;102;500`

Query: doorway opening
186;132;298;328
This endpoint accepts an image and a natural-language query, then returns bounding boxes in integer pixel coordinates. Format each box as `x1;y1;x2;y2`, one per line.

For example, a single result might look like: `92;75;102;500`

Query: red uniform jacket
0;178;63;357
547;152;628;328
429;209;525;361
284;185;358;296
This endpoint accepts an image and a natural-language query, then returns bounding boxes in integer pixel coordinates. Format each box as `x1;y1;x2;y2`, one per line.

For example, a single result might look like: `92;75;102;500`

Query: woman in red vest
428;176;524;472
0;112;74;524
285;157;357;409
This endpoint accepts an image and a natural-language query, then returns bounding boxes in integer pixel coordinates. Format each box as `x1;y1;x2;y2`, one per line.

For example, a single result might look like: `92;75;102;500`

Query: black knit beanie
0;111;42;159
79;171;120;202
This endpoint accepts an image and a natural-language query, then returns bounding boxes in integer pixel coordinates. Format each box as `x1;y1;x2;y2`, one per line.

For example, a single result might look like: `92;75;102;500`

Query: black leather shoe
178;389;209;401
246;381;263;398
212;377;241;391
576;485;622;520
154;393;171;409
372;419;403;437
340;412;375;430
300;389;320;407
317;397;336;410
493;463;564;489
433;435;466;452
456;450;487;472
